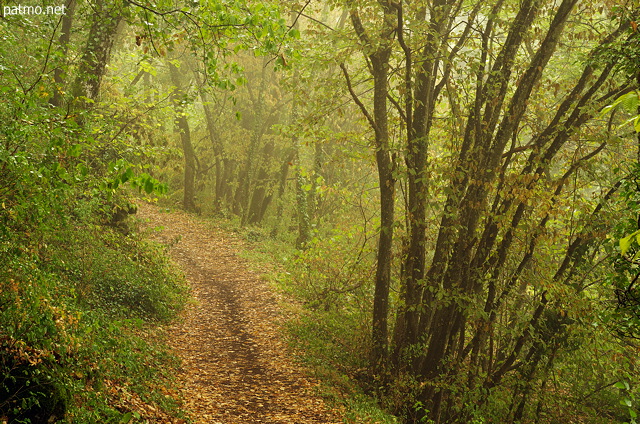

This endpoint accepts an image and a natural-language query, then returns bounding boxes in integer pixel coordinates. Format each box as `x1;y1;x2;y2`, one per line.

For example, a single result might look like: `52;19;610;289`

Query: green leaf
76;163;88;177
620;115;640;131
144;178;154;194
621;235;633;256
120;168;134;184
288;28;300;39
602;91;640;116
620;230;640;255
68;144;83;157
620;91;640;112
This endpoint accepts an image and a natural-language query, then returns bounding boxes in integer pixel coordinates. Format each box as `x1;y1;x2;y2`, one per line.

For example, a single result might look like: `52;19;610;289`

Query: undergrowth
0;198;189;423
234;222;400;424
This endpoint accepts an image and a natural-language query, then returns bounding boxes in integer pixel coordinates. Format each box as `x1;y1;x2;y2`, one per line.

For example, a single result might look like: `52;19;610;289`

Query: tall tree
341;0;396;370
335;0;639;421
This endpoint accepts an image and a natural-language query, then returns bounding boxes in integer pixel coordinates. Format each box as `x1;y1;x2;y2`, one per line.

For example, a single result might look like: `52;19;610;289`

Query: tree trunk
193;67;226;212
72;0;122;105
239;59;268;226
294;148;311;248
271;149;295;237
50;0;76;108
344;5;396;372
247;141;275;224
392;0;454;368
169;62;197;212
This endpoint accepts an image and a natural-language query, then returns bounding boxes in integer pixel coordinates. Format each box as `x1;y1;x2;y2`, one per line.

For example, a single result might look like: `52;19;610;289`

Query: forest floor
137;203;343;424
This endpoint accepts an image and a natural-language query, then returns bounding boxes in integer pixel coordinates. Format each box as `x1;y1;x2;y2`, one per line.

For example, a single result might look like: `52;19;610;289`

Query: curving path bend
138;203;342;424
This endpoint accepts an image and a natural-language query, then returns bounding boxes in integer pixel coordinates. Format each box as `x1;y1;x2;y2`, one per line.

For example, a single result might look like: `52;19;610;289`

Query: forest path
137;203;342;424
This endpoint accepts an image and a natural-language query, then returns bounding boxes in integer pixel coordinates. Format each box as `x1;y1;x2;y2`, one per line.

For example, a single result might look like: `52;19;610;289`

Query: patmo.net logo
3;2;67;15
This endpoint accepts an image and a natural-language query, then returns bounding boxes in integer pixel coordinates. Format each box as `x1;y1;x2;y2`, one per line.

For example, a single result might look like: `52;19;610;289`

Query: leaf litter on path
137;203;344;424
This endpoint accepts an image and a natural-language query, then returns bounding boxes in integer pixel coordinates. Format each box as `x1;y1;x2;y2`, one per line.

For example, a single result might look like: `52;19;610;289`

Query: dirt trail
137;203;342;424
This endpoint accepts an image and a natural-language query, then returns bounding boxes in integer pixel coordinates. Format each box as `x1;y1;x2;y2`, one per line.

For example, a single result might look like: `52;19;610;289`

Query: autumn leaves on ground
138;203;343;424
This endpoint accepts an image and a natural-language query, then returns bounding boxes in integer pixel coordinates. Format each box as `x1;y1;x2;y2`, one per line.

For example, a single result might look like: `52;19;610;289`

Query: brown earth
137;203;343;424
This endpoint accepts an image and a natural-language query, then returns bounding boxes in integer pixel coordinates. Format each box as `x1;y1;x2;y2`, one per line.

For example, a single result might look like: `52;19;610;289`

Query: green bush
0;201;188;423
45;224;186;323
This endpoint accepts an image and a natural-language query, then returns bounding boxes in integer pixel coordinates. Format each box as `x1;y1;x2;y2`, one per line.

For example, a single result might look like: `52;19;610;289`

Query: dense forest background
2;0;640;422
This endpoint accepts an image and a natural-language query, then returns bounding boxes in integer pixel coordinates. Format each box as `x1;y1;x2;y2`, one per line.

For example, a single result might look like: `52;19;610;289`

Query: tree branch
340;63;378;134
349;9;371;47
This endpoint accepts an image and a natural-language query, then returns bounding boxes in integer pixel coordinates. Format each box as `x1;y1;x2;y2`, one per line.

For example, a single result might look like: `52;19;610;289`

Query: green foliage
44;219;187;322
125;0;294;85
104;160;168;196
606;163;640;337
592;6;640;78
283;230;376;311
601;90;640;133
616;380;639;424
0;261;69;424
0;222;188;422
0;27;187;422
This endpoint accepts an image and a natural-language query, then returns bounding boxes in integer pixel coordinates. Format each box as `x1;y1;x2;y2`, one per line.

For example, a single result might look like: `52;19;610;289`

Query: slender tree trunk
370;51;395;371
169;62;196;212
248;141;275;224
192;66;226;211
50;0;76;108
392;0;452;368
223;158;236;210
240;60;267;226
201;99;224;210
271;149;295;237
344;5;396;371
308;142;323;225
294;148;311;248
